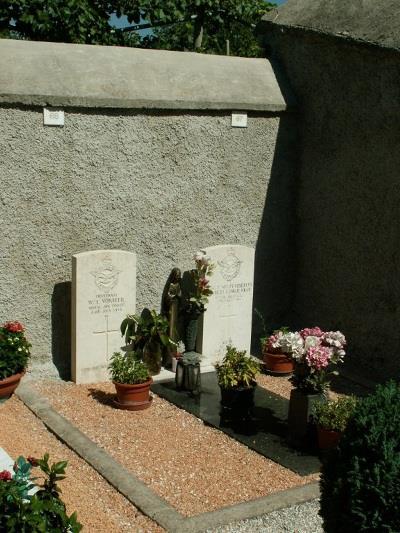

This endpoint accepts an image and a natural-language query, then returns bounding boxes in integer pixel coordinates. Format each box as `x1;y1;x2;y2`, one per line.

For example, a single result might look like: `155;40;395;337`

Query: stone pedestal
287;389;326;449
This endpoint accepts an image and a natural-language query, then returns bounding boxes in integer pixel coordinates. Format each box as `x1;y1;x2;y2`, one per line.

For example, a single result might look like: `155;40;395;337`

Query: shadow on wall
51;282;71;380
251;111;299;356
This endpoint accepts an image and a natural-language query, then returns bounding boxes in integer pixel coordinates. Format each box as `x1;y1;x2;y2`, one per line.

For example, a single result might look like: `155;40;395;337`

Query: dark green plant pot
220;382;256;411
287;388;327;449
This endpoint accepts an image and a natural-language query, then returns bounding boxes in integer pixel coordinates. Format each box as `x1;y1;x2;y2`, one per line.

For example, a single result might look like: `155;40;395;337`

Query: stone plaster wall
0;106;296;377
263;28;400;380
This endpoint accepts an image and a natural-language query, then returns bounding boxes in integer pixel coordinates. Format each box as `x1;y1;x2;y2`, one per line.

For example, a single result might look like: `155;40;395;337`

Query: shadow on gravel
88;388;115;407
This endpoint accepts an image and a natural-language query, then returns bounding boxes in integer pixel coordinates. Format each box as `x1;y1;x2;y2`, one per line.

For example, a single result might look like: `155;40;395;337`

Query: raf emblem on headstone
91;255;121;292
218;248;242;281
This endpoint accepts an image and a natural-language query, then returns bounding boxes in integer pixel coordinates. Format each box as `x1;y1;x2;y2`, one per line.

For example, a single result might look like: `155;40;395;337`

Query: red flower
27;456;38;467
0;470;12;481
3;321;24;333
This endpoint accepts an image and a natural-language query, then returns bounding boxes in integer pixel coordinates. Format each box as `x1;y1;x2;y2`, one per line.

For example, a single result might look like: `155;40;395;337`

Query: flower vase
287;388;327;449
185;316;199;352
172;356;181;373
175;359;201;394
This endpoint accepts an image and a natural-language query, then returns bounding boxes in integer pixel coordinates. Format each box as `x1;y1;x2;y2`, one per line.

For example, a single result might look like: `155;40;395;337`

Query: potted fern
215;345;260;410
108;350;152;410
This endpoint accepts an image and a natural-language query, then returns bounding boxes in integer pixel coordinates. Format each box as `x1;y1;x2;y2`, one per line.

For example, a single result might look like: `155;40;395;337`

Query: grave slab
0;447;13;472
0;447;38;495
72;250;136;383
152;372;320;476
197;245;255;366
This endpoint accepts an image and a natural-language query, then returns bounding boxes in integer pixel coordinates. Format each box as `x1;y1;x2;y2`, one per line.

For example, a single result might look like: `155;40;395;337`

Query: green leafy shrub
313;395;357;432
120;309;175;374
0;321;31;379
320;380;400;532
215;345;260;389
108;351;150;384
0;454;82;532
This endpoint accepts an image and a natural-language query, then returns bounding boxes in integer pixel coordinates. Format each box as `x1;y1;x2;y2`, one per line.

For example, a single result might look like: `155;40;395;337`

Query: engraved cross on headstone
93;315;120;363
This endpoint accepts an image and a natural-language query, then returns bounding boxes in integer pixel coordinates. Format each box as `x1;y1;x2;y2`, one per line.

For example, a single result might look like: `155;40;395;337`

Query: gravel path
208;499;323;533
33;379;318;517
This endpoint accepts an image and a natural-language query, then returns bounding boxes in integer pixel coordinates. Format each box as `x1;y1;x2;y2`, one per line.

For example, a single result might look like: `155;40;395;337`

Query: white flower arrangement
322;331;346;363
176;341;185;355
280;332;305;361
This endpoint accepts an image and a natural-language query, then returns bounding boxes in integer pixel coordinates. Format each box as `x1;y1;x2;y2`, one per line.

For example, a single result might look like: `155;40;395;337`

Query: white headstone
72;250;136;383
0;447;13;472
197;245;255;366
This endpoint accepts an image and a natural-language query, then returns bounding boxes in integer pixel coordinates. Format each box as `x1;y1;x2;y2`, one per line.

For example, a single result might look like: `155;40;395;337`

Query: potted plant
215;345;261;411
0;454;81;532
0;321;31;401
120;308;176;375
313;395;357;450
108;350;153;410
262;327;297;374
183;250;215;351
287;327;347;447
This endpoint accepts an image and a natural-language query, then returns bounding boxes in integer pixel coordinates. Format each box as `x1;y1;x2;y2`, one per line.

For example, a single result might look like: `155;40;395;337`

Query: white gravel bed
207;499;323;533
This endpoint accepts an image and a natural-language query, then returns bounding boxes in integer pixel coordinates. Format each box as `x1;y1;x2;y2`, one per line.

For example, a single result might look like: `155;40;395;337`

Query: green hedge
320;380;400;532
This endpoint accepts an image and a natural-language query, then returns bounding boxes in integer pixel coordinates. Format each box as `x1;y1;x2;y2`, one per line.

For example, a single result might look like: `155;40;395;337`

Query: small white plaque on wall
43;108;64;126
231;113;248;128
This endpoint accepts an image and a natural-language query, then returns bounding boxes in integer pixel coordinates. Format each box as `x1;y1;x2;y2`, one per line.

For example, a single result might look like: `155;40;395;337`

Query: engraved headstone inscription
197;245;255;366
72;250;136;383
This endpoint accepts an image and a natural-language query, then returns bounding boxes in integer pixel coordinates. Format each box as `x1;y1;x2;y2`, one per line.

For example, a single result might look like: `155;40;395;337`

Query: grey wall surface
0;106;296;377
259;25;400;380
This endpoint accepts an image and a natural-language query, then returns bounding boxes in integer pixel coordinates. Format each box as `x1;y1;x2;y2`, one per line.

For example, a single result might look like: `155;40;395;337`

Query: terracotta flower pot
317;427;342;450
0;371;25;401
113;378;153;411
263;351;294;375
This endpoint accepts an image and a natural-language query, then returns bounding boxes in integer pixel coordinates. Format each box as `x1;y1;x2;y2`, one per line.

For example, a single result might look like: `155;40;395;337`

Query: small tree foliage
0;0;138;45
319;380;400;533
124;0;275;56
0;0;274;56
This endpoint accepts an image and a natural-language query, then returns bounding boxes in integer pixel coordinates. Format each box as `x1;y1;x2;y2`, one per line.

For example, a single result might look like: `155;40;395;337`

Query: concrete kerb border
16;382;320;533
